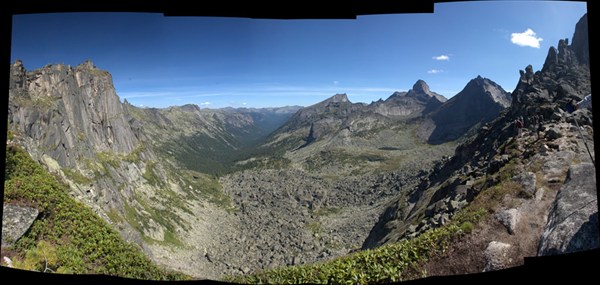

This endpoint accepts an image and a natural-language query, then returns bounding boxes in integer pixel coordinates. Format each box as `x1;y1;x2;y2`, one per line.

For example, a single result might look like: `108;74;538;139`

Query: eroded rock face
538;163;599;256
1;204;39;246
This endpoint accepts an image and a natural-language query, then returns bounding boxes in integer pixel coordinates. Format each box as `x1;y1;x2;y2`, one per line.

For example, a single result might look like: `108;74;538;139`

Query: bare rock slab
2;204;39;246
538;163;599;256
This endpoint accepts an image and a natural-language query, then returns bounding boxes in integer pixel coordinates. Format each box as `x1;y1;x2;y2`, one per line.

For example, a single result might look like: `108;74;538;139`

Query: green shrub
460;222;474;233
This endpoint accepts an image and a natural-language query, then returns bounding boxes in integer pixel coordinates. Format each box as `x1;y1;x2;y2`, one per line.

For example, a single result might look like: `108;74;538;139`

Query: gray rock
571;14;589;65
538;163;599;255
495;209;520;235
544;128;563;140
2;204;39;246
512;172;536;198
483;241;512;272
449;199;467;212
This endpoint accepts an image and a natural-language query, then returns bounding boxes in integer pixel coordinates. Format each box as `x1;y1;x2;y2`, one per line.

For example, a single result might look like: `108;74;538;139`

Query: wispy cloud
511;28;543;48
199;101;211;105
333;80;340;85
432;55;450;61
427;69;444;74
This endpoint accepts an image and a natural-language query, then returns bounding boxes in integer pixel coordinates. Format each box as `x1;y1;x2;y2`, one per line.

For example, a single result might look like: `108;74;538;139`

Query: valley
2;12;597;284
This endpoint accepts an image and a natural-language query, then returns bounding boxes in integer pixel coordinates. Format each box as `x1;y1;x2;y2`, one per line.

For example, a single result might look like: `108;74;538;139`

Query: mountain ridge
4;12;594;283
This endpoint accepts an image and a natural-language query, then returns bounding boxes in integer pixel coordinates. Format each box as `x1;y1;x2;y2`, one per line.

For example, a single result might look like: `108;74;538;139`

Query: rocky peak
10;60;27;89
428;76;510;144
180;104;201;112
571;13;589;65
513;13;589;117
464;76;511;107
405;80;447;103
78;59;97;70
412;79;430;94
328;93;350;103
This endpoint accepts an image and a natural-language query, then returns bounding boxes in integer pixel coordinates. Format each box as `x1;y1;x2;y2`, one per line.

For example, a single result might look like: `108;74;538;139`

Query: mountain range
2;13;596;283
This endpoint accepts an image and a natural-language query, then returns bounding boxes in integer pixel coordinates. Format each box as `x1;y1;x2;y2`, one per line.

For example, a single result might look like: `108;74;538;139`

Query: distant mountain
266;77;510;153
372;80;446;118
428;76;512;144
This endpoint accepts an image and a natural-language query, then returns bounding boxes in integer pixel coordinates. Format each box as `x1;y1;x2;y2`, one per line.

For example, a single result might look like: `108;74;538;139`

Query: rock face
8;60;139;168
570;13;589;66
1;204;39;246
428;76;511;144
538;163;599;255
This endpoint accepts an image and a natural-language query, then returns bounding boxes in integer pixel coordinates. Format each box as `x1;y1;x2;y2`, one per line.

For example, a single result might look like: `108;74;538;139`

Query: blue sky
11;1;587;108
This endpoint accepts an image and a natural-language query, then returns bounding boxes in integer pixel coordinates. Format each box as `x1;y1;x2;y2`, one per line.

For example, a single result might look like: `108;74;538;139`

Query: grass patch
177;169;235;210
142;161;162;187
3;145;187;280
61;167;92;185
106;209;125;224
314;207;343;216
307;221;323;235
124;143;146;163
162;231;184;248
97;151;120;169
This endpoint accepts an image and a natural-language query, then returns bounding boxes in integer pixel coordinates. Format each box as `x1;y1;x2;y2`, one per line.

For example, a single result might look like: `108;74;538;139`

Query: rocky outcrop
428;76;511;144
571;13;589;65
1;204;39;246
538;163;599;255
8;61;139;168
495;209;520;235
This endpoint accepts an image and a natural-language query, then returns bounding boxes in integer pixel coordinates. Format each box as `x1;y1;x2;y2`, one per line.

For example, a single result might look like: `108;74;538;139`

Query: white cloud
333;80;340;85
242;102;247;105
427;69;443;74
511;28;543;48
432;55;450;61
200;102;211;105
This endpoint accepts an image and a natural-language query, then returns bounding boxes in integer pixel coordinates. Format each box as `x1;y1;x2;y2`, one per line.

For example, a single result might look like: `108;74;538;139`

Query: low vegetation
2;145;188;280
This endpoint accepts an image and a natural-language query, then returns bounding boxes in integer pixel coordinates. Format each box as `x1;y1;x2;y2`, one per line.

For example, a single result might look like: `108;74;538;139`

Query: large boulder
483;241;512;271
538;163;599;255
1;204;39;246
